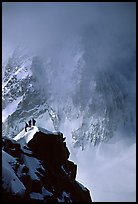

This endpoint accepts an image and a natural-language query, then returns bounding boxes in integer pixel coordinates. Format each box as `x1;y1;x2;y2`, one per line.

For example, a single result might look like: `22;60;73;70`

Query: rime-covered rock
2;126;92;202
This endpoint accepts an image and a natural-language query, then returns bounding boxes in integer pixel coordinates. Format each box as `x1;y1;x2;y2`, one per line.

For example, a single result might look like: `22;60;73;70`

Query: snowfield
2;96;23;123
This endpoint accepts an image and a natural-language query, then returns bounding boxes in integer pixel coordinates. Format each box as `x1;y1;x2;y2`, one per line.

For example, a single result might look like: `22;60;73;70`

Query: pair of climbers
25;118;36;132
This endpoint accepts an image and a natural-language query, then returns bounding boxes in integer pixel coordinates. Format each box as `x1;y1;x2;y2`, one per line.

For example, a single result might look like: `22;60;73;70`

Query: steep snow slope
2;96;23;123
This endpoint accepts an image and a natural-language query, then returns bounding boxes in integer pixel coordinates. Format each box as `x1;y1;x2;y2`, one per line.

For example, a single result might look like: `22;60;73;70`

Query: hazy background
2;2;136;202
2;2;136;62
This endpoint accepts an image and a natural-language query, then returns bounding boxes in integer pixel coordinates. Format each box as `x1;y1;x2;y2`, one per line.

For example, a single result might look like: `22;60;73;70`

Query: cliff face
2;126;92;202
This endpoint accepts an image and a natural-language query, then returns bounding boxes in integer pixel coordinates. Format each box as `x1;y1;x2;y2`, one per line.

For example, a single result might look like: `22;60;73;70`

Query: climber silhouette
32;118;36;126
28;120;31;127
25;122;29;132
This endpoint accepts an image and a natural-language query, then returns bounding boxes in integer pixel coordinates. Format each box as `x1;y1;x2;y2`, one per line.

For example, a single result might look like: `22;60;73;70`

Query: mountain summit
2;125;92;202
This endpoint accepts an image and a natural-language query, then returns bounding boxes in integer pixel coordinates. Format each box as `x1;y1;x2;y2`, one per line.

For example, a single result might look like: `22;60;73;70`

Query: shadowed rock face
2;128;92;202
28;131;70;166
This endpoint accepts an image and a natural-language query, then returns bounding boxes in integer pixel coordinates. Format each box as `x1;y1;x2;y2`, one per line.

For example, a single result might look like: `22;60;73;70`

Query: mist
75;136;136;202
2;2;136;62
2;2;136;202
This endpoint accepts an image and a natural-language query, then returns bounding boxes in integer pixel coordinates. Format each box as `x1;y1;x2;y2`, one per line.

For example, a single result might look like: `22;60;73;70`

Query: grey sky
2;2;136;62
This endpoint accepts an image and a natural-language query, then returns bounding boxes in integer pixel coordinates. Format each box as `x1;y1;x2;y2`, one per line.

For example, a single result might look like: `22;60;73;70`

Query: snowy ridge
13;126;62;147
13;126;38;145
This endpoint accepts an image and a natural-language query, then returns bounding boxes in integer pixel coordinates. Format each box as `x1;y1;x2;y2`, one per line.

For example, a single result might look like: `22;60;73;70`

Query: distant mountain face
2;44;136;148
2;49;60;138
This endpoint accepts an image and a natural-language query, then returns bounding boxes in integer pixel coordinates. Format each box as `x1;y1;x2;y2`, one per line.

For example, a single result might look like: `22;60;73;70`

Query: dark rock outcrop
2;127;92;202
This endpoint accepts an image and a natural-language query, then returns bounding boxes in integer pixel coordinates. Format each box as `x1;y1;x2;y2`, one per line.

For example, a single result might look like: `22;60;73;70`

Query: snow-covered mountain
2;46;136;202
2;48;60;139
2;45;135;148
2;2;136;202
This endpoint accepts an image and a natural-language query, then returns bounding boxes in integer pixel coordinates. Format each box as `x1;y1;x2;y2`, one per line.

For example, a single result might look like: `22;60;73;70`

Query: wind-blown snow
75;138;136;202
59;118;136;202
2;96;23;122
